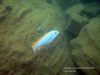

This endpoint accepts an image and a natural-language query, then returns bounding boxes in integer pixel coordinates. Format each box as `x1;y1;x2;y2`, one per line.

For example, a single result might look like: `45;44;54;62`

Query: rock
70;16;100;75
0;0;75;75
80;2;100;19
65;3;89;40
66;3;89;24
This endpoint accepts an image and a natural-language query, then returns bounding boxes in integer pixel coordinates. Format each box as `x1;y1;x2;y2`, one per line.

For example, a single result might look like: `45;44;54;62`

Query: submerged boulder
70;16;100;75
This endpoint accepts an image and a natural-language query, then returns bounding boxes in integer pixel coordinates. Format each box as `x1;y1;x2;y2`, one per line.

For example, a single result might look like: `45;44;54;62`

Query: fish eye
54;32;58;35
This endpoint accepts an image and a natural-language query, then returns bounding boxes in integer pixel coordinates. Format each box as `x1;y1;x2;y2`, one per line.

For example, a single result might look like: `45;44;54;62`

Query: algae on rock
0;0;75;75
70;16;100;75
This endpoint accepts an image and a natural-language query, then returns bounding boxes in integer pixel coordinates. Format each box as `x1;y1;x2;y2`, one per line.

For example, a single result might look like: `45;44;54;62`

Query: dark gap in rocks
47;0;82;11
64;20;88;41
0;0;3;4
47;0;52;4
0;6;12;21
56;0;70;10
76;67;85;75
71;58;86;75
64;29;76;41
5;6;12;12
79;10;95;19
50;0;80;10
0;16;6;21
80;0;100;4
86;60;100;74
79;10;100;19
97;10;100;15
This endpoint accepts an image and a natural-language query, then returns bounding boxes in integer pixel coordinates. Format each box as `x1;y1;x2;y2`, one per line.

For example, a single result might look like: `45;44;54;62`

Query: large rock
70;16;100;75
0;0;75;75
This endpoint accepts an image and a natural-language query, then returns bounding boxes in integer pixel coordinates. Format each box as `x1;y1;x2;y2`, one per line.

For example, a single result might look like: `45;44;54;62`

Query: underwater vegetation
0;0;100;75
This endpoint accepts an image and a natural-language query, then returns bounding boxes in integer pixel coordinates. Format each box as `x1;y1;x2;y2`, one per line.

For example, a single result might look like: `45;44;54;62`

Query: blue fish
32;30;59;52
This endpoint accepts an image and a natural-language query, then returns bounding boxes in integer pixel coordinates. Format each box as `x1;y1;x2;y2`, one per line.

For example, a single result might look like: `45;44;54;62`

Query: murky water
0;0;100;75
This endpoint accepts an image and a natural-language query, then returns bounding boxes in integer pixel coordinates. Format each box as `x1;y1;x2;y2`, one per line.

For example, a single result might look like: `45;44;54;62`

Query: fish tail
32;36;43;46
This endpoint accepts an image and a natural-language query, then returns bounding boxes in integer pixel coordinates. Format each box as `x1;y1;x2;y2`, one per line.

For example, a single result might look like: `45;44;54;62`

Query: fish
32;30;59;52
